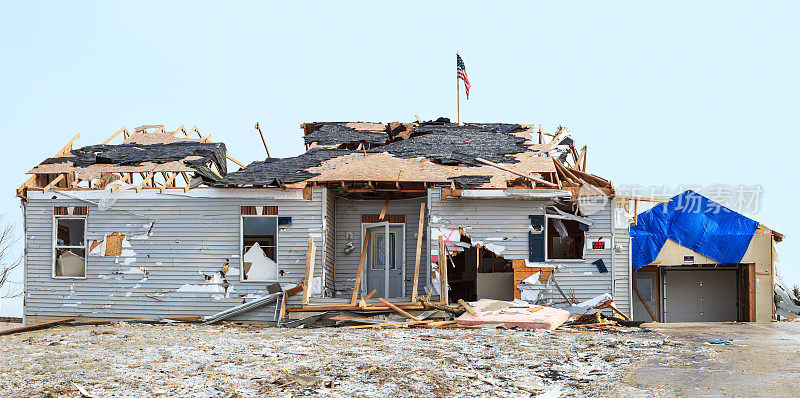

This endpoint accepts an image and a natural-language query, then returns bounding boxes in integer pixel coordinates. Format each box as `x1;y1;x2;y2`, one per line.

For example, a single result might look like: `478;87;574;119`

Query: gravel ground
0;322;690;397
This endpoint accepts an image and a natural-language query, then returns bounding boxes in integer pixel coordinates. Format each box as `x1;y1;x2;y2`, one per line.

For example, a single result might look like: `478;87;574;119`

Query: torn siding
427;188;616;305
24;188;325;322
333;197;427;298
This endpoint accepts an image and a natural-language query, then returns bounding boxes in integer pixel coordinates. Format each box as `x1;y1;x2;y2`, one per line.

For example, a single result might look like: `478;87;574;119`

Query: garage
663;269;738;322
633;263;756;322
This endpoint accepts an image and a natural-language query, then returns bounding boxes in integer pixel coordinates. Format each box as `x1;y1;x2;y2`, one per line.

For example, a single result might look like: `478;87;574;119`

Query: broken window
242;216;278;281
54;217;86;278
546;218;585;260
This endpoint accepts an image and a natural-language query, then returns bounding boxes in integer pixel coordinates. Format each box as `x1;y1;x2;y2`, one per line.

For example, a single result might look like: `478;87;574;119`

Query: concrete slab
611;322;800;397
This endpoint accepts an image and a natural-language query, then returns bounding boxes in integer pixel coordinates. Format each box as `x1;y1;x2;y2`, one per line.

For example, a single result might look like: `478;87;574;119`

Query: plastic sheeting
630;190;758;269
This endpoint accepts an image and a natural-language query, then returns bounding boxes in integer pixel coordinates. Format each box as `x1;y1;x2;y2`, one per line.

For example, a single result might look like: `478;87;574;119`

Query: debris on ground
0;322;690;397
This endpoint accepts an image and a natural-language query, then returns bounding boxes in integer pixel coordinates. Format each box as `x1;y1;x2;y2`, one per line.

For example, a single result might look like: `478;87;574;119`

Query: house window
241;216;278;281
54;217;87;278
546;217;585;260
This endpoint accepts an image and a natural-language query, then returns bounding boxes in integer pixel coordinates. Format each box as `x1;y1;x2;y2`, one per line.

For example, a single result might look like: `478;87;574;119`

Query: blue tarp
630;190;758;269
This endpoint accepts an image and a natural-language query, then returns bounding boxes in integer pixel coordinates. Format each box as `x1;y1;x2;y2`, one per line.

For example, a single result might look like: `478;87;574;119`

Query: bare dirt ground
0;322;684;397
2;321;796;397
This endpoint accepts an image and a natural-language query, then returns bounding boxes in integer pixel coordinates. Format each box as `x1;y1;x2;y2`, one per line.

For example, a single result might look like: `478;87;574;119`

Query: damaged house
18;121;627;324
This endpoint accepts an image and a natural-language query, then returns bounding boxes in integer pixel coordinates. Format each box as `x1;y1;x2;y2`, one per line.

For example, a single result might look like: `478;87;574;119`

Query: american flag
457;54;471;99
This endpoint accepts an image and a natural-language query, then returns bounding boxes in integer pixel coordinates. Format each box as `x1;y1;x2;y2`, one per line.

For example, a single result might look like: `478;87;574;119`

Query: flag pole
456;52;460;125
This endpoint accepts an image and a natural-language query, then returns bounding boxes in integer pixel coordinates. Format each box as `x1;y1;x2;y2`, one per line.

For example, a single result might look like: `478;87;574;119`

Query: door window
369;232;397;271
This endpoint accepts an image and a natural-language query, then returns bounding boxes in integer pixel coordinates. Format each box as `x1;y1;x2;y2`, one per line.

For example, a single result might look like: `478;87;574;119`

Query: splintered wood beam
438;236;449;304
136;173;154;192
553;171;562;189
56;132;81;157
302;237;317;305
200;134;212;143
553;158;583;185
255;122;271;158
226;155;246;168
160;172;178;193
42;174;65;192
350;232;371;305
581;146;587;171
378;196;390;220
188;125;199;138
474;157;558;188
102;127;127;145
170;124;185;137
576;145;587;172
377;298;421;321
411;202;425;302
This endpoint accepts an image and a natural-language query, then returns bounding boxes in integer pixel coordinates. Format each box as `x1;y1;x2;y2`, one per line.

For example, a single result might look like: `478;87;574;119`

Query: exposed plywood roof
122;132;204;145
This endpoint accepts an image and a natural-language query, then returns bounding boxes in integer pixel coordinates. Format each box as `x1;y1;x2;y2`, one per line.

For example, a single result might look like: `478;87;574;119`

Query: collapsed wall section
427;188;617;306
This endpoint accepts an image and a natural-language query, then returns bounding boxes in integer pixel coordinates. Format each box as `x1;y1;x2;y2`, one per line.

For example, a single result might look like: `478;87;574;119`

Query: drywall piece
477;273;515;301
56;251;85;277
243;242;278;281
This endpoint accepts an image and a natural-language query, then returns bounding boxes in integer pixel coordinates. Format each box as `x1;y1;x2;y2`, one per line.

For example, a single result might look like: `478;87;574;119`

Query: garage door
664;270;738;322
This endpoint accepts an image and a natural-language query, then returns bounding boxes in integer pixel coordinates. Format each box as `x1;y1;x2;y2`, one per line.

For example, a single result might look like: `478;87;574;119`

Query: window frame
52;215;88;279
240;214;280;283
544;215;586;262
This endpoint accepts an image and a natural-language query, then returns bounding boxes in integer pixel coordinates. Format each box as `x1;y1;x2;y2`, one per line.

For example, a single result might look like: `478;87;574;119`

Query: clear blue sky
1;2;798;316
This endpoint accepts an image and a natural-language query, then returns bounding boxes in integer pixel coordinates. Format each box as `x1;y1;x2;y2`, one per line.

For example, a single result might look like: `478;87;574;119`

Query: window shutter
528;215;545;262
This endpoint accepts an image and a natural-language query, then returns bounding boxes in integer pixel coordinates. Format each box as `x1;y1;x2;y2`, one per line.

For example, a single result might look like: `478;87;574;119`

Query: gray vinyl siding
548;200;614;304
24;188;324;322
613;224;632;317
333;197;427;298
427;188;615;304
427;188;543;260
322;189;336;296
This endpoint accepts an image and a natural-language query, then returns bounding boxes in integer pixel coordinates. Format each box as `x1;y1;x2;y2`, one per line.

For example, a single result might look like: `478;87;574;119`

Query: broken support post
350;232;370;305
254;122;271;158
411;202;425;302
379;195;390;221
438;235;449;304
302;237;316;305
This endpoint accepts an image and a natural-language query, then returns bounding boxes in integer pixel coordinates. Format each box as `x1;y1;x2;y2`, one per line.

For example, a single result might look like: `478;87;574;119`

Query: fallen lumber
343;320;436;329
419;297;465;316
0;318;76;336
378;298;421;321
286;302;426;312
329;316;393;325
458;299;477;315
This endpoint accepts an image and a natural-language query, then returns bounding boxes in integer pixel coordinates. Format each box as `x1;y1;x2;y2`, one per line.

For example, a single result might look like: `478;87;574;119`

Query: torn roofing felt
40;142;228;175
369;123;530;165
208;148;353;186
303;123;389;146
448;175;493;189
629;190;759;269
